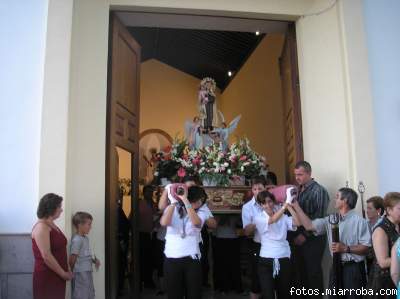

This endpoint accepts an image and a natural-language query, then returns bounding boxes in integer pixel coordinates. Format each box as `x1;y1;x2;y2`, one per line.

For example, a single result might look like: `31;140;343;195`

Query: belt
341;260;364;265
167;254;201;260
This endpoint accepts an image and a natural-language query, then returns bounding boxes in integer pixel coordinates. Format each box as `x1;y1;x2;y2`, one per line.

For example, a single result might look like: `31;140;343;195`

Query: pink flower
240;155;247;161
163;145;172;153
193;158;201;165
177;167;186;178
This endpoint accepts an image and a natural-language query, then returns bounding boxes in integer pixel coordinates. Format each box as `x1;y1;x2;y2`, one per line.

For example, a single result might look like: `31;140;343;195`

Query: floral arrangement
152;144;180;183
228;138;266;179
196;143;231;186
153;136;266;186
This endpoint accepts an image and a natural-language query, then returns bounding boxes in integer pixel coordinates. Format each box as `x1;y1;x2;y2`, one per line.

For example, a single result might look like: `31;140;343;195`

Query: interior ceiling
128;27;266;91
118;12;289;91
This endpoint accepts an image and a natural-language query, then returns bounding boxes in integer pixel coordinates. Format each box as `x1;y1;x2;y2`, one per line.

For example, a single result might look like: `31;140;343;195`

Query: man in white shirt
241;176;267;299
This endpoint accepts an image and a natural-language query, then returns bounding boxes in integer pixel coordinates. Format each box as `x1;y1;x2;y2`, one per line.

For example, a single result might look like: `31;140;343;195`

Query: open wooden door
280;24;304;184
106;13;141;299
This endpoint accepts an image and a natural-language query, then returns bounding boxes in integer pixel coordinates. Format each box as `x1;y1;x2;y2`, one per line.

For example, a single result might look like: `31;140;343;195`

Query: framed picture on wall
139;129;173;185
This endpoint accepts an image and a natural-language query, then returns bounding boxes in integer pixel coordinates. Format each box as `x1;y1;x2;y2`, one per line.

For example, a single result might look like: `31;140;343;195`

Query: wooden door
106;13;141;299
280;24;303;184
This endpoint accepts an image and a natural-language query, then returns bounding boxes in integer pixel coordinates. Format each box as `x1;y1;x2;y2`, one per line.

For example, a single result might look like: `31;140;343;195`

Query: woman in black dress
367;192;400;298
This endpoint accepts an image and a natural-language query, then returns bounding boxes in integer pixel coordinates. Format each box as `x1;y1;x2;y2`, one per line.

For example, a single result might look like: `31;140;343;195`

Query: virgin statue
198;77;218;132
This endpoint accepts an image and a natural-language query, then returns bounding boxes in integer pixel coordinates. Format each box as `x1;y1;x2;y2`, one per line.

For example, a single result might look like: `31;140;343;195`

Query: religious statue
198;77;217;132
183;77;242;150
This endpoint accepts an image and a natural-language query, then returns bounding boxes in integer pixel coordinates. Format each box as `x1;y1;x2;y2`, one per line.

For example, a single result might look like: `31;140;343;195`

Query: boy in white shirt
241;176;267;299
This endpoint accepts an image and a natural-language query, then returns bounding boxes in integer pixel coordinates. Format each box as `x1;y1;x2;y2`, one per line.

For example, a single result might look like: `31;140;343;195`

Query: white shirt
242;197;264;243
255;211;297;259
164;205;208;258
198;204;213;221
165;184;174;202
196;204;214;243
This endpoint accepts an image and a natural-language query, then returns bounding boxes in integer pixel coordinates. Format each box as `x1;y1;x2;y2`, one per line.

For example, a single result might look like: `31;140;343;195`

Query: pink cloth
269;185;297;203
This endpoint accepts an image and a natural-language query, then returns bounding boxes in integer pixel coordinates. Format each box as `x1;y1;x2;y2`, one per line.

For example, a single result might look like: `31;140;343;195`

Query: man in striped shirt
289;160;330;298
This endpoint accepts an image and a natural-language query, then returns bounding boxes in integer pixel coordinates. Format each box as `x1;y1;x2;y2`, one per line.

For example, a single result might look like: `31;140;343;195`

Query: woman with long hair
368;192;400;299
254;190;300;299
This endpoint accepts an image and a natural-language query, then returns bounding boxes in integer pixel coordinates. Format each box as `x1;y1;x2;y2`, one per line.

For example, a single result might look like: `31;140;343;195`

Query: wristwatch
185;203;192;209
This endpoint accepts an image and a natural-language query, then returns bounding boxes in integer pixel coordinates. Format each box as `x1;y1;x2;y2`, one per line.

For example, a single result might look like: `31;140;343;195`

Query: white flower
240;166;244;172
243;162;250;166
223;162;229;167
227;169;232;174
154;171;159;177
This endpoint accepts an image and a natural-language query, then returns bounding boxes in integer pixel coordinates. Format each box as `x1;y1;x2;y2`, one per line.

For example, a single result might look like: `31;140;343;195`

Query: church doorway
106;11;303;299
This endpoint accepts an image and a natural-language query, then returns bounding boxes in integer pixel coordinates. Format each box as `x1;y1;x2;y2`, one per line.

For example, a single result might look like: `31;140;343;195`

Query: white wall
296;0;378;203
363;0;400;194
39;0;74;232
296;6;351;194
0;0;48;233
67;0;110;297
295;0;379;288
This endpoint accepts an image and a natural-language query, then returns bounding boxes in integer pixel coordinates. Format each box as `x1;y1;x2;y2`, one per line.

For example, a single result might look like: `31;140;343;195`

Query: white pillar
39;0;74;231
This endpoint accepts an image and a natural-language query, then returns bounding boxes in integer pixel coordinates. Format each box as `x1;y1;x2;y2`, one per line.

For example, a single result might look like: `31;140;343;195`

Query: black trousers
291;235;326;298
214;237;242;292
246;240;261;293
152;237;165;277
199;228;210;286
328;261;367;299
164;256;202;299
139;232;153;287
258;257;291;299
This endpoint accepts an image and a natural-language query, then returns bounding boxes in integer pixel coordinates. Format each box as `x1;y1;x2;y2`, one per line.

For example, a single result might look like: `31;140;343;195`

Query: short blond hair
72;211;93;228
